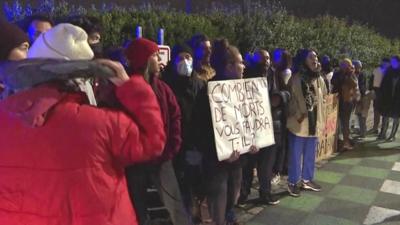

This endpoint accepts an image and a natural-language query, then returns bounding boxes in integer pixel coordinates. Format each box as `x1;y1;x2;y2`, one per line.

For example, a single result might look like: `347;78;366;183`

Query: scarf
300;67;320;135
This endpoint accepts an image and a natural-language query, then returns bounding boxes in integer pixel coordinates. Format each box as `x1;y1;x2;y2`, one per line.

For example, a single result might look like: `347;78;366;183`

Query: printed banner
208;77;275;161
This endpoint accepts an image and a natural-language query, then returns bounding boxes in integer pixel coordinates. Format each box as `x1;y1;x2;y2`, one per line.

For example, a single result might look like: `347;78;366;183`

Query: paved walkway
237;134;400;225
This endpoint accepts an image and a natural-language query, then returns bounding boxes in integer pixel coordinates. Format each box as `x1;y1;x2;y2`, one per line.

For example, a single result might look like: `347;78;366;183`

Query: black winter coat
162;65;205;168
357;72;367;97
378;67;400;117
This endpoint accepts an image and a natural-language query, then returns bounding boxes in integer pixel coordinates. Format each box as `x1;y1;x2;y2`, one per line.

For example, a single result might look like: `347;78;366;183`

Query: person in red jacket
0;25;166;225
124;38;190;225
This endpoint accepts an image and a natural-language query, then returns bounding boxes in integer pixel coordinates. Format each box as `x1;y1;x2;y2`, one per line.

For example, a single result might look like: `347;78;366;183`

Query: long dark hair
293;49;316;72
210;38;241;80
273;48;292;72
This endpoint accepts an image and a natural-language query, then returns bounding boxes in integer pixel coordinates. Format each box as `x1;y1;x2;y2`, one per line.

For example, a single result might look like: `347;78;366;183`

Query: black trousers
241;145;278;198
273;133;287;175
203;161;242;225
125;160;191;225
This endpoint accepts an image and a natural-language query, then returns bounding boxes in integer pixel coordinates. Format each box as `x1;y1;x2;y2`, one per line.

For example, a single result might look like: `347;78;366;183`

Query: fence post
158;28;164;45
136;26;142;39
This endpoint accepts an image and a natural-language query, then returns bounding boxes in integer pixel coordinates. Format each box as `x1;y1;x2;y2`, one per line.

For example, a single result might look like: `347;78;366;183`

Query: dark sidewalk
237;135;400;225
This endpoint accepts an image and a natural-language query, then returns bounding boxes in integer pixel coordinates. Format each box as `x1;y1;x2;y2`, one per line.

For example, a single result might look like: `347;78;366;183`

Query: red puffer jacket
0;76;166;225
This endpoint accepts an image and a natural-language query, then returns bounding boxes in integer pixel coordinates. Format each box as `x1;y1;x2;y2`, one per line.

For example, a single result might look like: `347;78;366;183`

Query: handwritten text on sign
208;77;275;161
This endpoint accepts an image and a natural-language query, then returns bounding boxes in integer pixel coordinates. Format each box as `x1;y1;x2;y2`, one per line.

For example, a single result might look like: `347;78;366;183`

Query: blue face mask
177;59;193;77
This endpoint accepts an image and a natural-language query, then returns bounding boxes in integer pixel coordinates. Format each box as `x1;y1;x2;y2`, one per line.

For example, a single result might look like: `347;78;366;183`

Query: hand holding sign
224;150;241;163
248;145;259;155
208;77;275;161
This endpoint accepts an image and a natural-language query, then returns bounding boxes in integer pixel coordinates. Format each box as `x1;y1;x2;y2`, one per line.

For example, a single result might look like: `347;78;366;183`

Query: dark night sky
3;0;400;38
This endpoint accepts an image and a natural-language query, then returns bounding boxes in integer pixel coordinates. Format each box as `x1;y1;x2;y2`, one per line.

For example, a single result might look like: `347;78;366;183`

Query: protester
0;18;29;62
353;60;368;138
0;23;166;225
244;49;270;78
69;16;104;58
25;14;53;44
28;23;98;105
189;34;215;81
369;58;391;134
270;48;292;184
239;48;289;205
0;17;30;97
331;59;359;150
377;56;400;141
286;49;327;197
193;39;258;225
162;43;206;223
124;38;190;225
272;48;292;87
321;55;334;92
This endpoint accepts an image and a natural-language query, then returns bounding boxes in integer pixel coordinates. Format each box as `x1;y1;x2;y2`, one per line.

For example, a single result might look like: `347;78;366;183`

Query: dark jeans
273;133;288;175
241;145;278;198
204;162;242;225
373;89;381;130
340;101;354;143
126;160;191;225
357;114;367;137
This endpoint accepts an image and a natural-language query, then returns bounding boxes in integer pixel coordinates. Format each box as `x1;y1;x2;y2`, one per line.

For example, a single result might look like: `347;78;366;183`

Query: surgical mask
176;59;193;77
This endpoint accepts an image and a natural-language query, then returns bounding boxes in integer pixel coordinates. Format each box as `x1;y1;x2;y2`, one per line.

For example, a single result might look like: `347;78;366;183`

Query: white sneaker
271;174;280;185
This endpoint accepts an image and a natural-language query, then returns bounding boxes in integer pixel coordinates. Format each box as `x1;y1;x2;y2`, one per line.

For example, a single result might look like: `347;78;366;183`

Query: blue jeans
288;132;318;185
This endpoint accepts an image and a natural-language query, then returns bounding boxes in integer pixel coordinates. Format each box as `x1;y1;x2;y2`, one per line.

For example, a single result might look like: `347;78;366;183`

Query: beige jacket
286;73;327;137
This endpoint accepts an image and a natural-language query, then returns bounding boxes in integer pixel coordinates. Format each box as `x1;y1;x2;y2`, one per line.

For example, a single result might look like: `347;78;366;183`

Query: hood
0;85;68;127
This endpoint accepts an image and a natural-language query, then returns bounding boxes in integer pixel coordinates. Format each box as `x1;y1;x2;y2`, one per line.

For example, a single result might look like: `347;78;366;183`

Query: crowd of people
0;14;398;225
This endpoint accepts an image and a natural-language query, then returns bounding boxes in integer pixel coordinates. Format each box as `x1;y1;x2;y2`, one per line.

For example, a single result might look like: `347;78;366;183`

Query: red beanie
125;38;159;72
0;17;29;61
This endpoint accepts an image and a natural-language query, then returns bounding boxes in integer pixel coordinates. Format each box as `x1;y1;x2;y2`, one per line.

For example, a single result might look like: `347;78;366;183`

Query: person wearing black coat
193;39;258;225
162;43;205;223
377;56;400;141
238;49;290;205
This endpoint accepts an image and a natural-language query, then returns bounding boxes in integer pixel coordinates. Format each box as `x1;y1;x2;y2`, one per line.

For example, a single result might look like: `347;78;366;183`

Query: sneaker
302;180;321;192
271;174;281;185
287;183;301;197
387;136;396;142
342;143;354;151
236;194;248;207
260;194;280;205
367;129;379;135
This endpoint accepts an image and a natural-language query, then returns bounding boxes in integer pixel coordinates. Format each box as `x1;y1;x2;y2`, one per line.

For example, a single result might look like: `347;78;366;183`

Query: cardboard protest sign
317;94;339;160
208;77;275;161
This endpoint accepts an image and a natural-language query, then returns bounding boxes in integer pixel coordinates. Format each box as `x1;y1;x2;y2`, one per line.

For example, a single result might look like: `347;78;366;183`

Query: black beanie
171;43;193;60
0;17;29;61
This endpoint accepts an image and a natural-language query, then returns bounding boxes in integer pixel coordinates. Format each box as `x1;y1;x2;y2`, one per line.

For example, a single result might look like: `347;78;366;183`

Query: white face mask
176;59;193;77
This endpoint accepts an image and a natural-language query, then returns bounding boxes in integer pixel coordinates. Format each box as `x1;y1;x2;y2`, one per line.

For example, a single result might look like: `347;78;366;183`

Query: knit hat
28;23;94;60
352;60;362;68
0;17;29;61
171;43;193;61
340;58;353;68
125;38;159;72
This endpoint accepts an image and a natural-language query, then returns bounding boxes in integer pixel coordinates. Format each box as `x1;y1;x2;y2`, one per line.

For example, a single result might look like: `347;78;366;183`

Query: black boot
378;117;389;140
387;120;399;142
